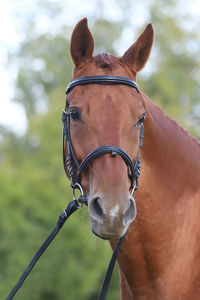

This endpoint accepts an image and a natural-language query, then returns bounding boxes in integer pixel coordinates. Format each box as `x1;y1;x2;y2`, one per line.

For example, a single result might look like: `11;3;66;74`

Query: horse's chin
91;227;126;240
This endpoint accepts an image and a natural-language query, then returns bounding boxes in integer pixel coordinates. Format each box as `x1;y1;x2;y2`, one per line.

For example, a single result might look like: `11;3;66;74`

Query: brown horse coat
66;18;200;299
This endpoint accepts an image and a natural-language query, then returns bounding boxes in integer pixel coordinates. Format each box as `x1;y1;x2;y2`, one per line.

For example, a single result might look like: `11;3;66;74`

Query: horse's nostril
92;197;103;218
124;198;137;225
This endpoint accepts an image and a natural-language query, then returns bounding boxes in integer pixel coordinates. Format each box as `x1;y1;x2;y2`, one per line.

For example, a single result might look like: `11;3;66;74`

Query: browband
65;75;139;94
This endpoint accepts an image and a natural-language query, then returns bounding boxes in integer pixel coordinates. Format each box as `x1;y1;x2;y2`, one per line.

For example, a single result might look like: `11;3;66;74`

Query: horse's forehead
73;53;132;78
69;84;143;122
70;87;137;112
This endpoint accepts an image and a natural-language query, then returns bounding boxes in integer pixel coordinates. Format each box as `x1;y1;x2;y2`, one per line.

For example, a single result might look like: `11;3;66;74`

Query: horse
64;18;200;299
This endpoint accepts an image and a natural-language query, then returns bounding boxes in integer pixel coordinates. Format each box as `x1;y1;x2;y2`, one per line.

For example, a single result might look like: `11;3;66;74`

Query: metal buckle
72;183;88;207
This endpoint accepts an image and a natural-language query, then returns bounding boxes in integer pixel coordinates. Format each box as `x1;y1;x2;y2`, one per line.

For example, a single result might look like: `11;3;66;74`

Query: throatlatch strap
6;200;80;300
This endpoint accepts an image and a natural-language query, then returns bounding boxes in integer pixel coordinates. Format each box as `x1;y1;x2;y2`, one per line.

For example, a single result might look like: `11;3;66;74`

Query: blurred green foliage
0;0;199;299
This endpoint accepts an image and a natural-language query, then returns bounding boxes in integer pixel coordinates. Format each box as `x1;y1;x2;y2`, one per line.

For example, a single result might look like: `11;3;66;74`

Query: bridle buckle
72;183;88;207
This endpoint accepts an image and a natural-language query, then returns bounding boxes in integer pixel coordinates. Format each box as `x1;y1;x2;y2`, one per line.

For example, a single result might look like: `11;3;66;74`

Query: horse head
64;18;154;239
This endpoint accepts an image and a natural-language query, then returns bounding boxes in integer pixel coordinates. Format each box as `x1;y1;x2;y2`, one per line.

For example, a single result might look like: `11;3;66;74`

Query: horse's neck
141;93;200;200
115;94;200;299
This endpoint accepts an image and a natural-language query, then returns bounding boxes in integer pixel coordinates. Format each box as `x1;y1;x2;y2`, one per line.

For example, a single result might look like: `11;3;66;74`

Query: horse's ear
70;18;94;67
121;23;154;73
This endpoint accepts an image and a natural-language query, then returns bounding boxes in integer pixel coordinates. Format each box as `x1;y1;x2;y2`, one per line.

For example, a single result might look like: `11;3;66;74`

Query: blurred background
0;0;199;299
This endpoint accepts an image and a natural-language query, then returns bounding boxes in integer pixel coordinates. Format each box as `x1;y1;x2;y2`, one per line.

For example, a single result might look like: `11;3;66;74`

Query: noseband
62;75;144;204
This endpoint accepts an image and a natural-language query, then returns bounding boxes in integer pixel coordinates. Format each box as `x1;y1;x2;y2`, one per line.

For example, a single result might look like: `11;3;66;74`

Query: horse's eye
69;108;81;121
137;113;146;125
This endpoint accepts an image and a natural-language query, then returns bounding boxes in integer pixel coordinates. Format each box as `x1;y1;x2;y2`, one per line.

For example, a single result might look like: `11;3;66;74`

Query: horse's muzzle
88;195;136;239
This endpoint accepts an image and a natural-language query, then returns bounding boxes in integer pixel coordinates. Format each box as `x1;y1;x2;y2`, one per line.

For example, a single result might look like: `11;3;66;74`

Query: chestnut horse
65;18;200;299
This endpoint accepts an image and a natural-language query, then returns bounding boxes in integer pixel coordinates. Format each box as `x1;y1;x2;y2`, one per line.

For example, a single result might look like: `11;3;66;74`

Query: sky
0;0;199;136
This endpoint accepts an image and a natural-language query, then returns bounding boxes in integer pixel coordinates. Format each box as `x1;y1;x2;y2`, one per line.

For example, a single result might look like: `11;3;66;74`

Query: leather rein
7;75;144;300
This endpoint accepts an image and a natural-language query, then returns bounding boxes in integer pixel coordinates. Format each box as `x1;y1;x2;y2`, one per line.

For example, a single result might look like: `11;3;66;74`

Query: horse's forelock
95;53;117;70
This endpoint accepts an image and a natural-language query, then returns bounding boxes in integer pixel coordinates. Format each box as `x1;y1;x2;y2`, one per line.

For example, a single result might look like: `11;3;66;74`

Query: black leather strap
66;75;139;94
77;145;136;188
6;200;80;300
98;233;126;300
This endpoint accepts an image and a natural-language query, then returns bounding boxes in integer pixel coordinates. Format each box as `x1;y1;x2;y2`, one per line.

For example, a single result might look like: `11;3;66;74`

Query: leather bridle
62;75;144;204
7;75;144;300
